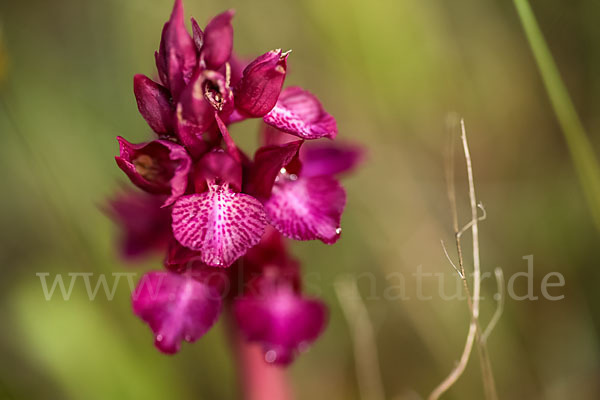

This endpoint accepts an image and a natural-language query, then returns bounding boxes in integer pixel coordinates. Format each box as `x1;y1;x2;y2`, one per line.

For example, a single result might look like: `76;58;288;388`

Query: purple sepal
132;270;222;354
201;10;235;70
234;49;288;118
234;288;327;365
246;140;303;199
133;74;174;135
300;140;365;177
194;149;242;193
115;137;192;207
156;0;197;100
105;189;171;260
175;69;233;154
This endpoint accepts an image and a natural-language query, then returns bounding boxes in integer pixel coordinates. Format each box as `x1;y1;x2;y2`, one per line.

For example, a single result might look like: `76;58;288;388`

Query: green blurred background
1;0;599;398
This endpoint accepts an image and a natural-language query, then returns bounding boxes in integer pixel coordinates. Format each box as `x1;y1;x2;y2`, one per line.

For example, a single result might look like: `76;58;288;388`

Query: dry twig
483;268;505;343
428;119;499;400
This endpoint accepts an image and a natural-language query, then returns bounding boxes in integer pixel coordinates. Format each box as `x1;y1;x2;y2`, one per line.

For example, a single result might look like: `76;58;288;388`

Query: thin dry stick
462;118;481;323
482;268;505;342
462;122;498;400
441;240;463;279
441;239;475;317
459;120;498;400
443;116;475;316
428;119;476;398
457;203;486;238
445;113;460;235
335;278;386;400
428;120;498;400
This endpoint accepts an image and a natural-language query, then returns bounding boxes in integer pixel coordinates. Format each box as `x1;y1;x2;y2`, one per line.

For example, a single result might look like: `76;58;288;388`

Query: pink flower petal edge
265;175;346;244
300;140;365;177
263;86;337;140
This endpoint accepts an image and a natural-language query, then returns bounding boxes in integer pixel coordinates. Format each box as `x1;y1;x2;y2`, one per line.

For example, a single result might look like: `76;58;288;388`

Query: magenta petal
241;226;289;273
201;10;235;70
174;70;215;153
300;140;365;177
265;176;346;244
194;149;242;193
247;140;303;199
115;137;191;207
226;109;247;125
157;0;197;100
226;53;247;87
155;25;169;87
165;237;202;271
263;86;337;140
164;241;231;292
234;290;327;365
171;185;267;267
133;74;174;135
260;123;299;146
105;189;171;260
132;271;222;354
214;112;241;162
234;49;288;118
190;18;203;51
176;70;234;154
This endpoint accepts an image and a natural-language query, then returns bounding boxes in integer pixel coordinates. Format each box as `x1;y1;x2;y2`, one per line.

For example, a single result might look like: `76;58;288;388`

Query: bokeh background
1;0;599;399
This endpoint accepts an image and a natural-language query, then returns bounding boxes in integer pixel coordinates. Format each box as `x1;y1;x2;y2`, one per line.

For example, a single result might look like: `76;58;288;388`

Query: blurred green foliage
1;0;599;399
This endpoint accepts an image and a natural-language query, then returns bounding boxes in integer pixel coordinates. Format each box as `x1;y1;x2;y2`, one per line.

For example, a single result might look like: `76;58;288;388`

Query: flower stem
226;310;294;400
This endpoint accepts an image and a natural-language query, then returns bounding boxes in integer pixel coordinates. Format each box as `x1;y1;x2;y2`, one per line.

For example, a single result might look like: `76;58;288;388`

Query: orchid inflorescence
108;0;362;365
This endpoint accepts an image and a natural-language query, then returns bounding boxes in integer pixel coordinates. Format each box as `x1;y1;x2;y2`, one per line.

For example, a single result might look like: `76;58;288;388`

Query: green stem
514;0;600;231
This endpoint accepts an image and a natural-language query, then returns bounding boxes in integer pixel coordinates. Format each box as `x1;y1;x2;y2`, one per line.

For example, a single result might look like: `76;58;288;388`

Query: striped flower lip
171;184;267;268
